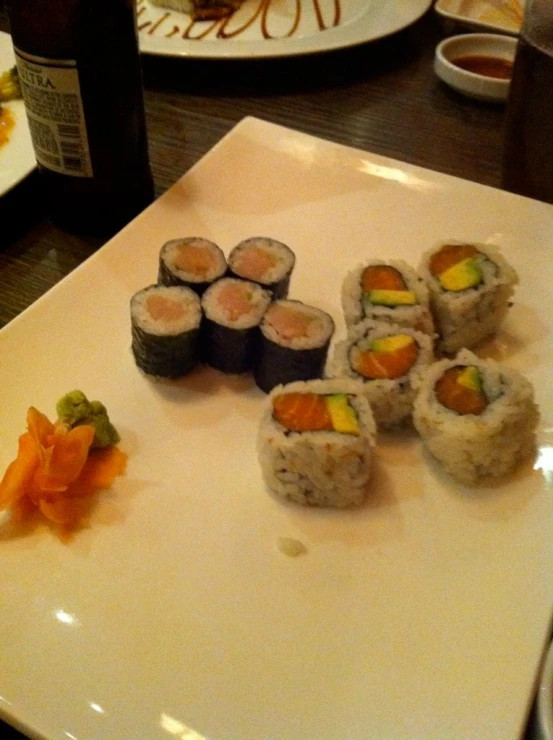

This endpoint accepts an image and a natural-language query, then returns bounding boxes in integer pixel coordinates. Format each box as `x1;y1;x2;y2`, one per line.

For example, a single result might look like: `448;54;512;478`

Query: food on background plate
200;277;272;374
412;349;539;484
419;241;519;355
131;284;202;378
257;378;376;507
253;299;335;393
0;392;126;539
148;0;245;20
342;259;434;336
0;65;22;149
157;237;227;296
330;319;434;429
227;237;296;300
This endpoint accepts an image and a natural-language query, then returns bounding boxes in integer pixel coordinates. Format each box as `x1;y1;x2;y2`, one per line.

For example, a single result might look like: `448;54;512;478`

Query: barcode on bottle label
14;48;93;178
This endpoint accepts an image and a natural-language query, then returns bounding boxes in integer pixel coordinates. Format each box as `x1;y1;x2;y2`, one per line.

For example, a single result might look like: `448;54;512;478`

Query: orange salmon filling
272;393;333;432
434;366;488;416
265;304;314;341
216;281;254;322
146;294;187;322
233;246;277;281
361;265;407;292
352;337;418;380
429;244;480;276
174;243;217;278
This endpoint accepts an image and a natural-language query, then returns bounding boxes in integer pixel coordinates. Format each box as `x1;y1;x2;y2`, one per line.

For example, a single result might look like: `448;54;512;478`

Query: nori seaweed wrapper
132;323;200;378
253;333;332;393
201;318;257;375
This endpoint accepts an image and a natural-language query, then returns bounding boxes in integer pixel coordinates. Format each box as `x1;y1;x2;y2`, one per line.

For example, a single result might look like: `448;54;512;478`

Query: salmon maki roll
413;349;539;484
130;284;202;378
253;299;335;393
331;319;434;428
257;378;376;507
201;277;271;374
419;241;518;355
341;259;434;335
227;237;295;299
158;237;227;296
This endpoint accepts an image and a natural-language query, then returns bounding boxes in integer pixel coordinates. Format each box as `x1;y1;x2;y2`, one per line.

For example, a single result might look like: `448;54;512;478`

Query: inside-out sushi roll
330;319;434;428
412;349;539;484
227;237;295;299
201;277;272;374
253;299;335;393
158;237;227;295
419;241;519;355
341;259;434;335
131;284;202;378
257;378;376;507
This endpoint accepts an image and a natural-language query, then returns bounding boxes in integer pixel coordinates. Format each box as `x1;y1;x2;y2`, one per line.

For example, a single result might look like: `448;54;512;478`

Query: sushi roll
131;284;202;378
157;237;227;296
413;349;539;484
331;319;434;428
419;241;519;355
257;378;376;507
341;259;434;335
253;299;335;393
227;237;295;299
201;277;272;374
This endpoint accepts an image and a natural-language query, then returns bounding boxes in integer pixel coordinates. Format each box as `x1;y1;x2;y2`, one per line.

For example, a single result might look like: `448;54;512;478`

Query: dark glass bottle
5;0;155;236
502;0;553;204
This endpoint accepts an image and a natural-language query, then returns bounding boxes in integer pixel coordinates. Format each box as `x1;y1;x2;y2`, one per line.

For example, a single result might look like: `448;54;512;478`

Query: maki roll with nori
201;277;272;374
253;299;335;393
131;285;202;378
158;237;227;296
331;319;434;428
257;378;376;507
419;241;518;355
342;259;434;335
227;237;295;298
413;349;539;484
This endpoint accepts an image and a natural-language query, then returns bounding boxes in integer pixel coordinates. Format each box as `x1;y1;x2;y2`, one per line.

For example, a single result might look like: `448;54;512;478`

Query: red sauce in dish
451;54;513;79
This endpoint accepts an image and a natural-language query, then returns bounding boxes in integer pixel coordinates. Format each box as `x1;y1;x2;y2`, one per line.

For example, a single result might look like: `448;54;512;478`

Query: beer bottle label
14;48;93;178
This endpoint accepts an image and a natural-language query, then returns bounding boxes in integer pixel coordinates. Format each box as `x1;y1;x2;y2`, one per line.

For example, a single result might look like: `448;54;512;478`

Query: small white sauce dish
434;32;518;102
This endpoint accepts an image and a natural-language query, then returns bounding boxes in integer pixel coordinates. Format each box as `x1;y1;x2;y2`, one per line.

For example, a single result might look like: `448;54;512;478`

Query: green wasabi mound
56;390;120;448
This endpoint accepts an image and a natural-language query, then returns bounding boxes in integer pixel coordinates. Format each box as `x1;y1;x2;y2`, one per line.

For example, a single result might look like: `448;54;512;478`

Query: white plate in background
0;31;35;196
138;0;433;58
0;117;552;740
435;0;525;35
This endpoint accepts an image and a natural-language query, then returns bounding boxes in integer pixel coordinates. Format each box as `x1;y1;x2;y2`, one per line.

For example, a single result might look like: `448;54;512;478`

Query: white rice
158;237;226;288
412;349;539;484
130;284;202;336
341;259;434;335
330;319;434;428
418;241;519;355
228;237;295;289
260;300;335;351
257;378;376;508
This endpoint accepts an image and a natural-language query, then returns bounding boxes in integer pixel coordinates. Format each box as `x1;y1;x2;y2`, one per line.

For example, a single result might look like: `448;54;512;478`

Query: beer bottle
5;0;155;236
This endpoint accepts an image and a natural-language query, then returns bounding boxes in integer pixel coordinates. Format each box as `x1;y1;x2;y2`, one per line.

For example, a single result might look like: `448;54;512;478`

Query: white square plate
1;117;552;740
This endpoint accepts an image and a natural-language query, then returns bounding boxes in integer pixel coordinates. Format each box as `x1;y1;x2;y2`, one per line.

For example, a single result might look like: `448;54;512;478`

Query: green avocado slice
438;257;483;291
326;394;360;435
365;289;416;307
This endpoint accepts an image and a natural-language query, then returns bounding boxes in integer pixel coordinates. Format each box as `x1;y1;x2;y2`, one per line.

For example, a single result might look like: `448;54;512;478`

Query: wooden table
1;6;531;740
